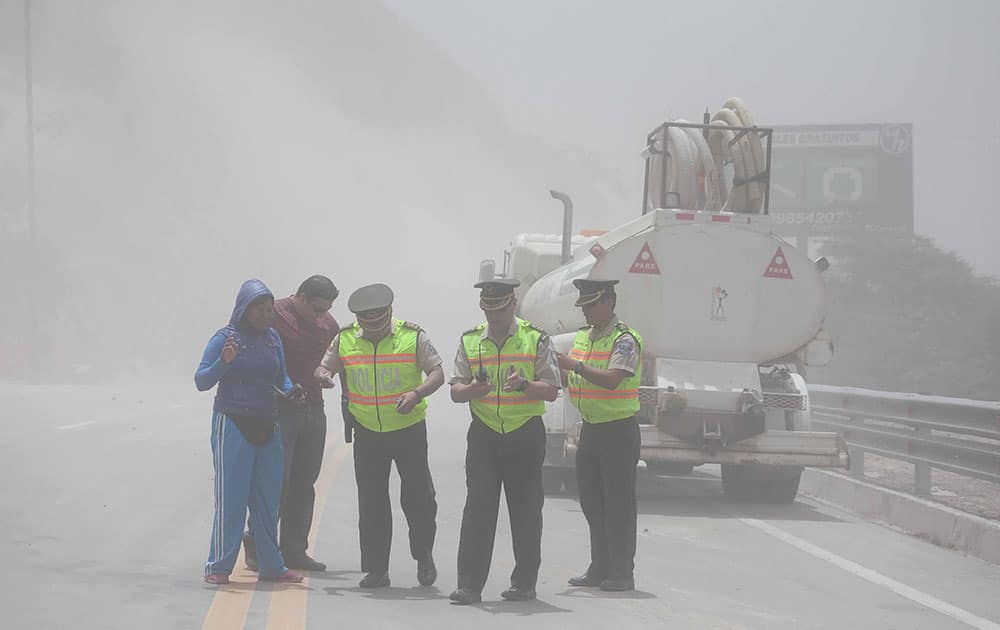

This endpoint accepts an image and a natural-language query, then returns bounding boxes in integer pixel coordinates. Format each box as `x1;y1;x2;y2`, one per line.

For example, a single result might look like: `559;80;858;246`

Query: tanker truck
479;101;849;503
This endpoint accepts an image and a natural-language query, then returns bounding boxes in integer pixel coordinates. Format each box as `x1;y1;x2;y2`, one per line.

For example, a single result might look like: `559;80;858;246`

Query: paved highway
2;383;998;629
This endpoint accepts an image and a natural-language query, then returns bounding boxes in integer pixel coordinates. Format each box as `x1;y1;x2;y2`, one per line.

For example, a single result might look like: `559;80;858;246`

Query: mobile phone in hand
275;384;303;399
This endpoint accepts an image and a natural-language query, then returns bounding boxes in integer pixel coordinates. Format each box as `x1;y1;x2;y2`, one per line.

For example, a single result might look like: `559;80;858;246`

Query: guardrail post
849;446;865;479
914;426;931;495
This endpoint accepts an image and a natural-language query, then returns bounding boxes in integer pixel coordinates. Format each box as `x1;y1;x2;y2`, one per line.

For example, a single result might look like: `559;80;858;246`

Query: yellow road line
264;443;351;630
201;545;259;630
201;441;351;630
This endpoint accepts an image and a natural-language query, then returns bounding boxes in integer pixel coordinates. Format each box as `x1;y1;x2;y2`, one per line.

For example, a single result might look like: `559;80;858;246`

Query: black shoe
599;577;635;592
500;585;536;601
417;553;437;586
284;554;326;572
568;571;604;587
243;534;258;572
359;571;390;589
448;588;482;605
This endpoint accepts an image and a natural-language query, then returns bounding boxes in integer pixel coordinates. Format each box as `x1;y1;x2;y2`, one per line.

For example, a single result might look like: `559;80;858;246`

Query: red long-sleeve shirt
272;297;339;403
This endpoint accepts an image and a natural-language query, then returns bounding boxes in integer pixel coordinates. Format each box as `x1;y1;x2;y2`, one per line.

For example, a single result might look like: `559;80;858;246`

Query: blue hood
229;279;274;329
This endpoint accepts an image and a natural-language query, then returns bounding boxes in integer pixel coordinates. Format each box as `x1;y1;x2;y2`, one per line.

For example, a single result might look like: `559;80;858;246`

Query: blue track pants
205;412;287;578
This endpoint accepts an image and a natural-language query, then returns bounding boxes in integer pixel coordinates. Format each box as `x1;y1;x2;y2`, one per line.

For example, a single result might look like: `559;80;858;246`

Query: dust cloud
0;1;622;382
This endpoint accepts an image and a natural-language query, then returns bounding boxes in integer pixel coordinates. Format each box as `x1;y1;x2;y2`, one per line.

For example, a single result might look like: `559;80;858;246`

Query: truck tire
542;466;565;495
757;470;802;504
721;464;755;501
721;464;802;504
563;469;579;497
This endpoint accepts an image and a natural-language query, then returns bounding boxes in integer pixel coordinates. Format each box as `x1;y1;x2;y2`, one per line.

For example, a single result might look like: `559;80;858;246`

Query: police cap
347;283;394;314
473;278;520;311
573;278;619;306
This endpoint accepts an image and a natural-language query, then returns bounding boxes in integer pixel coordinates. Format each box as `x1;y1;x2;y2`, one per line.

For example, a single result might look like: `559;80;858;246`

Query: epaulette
462;324;485;337
401;321;423;332
579;324;593;331
616;321;631;332
524;321;549;337
522;321;552;344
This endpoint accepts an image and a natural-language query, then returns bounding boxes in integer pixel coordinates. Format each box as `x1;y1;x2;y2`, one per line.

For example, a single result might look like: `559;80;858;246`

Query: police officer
315;283;444;588
448;279;561;605
557;279;642;592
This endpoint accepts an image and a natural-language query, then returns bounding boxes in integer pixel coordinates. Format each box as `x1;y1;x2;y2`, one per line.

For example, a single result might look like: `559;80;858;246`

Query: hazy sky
1;0;997;381
382;0;1000;277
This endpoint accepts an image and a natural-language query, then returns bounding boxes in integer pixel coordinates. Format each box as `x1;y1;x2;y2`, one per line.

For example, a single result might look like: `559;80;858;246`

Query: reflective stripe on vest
338;319;426;432
567;323;642;423
461;318;545;434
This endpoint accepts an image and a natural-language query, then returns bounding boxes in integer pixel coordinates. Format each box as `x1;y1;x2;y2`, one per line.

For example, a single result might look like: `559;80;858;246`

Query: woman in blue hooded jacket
196;279;304;584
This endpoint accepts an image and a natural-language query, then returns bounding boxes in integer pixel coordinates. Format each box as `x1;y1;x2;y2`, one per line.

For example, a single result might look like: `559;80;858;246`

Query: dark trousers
353;420;437;575
456;415;546;593
278;401;327;558
576;416;640;581
243;401;327;560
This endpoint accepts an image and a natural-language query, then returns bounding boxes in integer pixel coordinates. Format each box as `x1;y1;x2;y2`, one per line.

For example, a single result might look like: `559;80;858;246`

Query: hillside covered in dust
0;1;627;380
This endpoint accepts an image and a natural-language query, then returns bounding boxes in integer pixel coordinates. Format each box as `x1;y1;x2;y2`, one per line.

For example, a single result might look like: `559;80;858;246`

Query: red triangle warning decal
629;242;661;275
764;247;793;279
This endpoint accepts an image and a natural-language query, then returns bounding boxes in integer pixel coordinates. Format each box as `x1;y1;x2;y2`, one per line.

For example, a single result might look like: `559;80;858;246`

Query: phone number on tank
771;211;857;226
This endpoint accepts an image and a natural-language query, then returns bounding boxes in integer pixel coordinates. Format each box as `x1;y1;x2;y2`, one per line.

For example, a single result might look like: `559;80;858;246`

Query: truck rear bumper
568;426;849;468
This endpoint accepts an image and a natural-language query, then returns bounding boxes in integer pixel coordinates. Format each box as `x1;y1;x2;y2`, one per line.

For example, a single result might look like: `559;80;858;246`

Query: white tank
518;209;827;364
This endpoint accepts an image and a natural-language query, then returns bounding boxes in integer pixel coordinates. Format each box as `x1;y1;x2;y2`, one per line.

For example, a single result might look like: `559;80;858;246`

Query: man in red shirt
244;275;339;572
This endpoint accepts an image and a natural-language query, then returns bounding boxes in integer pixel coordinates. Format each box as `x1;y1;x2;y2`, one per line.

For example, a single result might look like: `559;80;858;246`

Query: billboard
768;123;913;233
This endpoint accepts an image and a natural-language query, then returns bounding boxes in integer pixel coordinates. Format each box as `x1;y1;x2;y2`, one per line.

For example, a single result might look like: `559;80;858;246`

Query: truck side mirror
478;259;496;283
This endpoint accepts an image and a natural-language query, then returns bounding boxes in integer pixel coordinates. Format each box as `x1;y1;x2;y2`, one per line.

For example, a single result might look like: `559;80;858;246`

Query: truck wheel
542;466;565;495
756;469;802;504
563;469;579;497
721;465;802;504
721;464;757;501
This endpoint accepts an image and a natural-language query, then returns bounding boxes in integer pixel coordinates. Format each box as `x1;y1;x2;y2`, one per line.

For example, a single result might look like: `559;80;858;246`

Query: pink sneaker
261;570;303;583
204;573;230;585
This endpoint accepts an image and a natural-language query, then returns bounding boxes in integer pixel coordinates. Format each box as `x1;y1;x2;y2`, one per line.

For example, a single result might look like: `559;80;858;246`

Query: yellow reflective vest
567;322;642;423
338;319;426;432
461;319;546;433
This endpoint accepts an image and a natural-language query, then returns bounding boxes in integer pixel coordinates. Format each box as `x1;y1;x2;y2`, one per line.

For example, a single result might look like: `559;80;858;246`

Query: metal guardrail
808;385;1000;495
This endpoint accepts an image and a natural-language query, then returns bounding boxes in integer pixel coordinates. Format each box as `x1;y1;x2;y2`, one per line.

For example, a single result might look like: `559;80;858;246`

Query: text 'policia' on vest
339;319;427;432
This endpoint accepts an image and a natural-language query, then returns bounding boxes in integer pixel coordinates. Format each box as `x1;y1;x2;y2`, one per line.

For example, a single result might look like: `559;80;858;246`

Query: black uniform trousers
244;400;327;559
353;419;437;575
576;415;640;581
456;414;546;593
277;400;327;558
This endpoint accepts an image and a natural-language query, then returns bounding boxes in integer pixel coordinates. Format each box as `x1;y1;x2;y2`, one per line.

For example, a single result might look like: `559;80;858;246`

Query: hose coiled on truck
678;119;725;212
713;98;766;213
645;125;698;210
652;98;767;213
